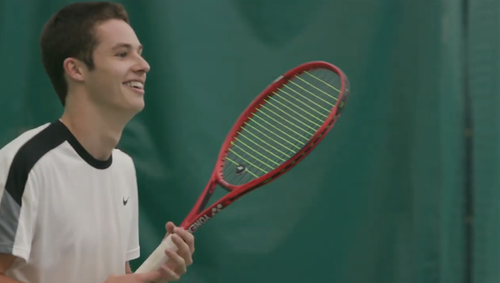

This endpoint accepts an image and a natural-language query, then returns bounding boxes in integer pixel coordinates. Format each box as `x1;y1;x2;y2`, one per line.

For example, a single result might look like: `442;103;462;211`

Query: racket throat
184;202;224;233
197;180;217;213
181;179;218;230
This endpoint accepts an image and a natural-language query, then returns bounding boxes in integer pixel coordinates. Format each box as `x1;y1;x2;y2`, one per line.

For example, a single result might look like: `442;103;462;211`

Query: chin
122;89;146;113
129;99;145;113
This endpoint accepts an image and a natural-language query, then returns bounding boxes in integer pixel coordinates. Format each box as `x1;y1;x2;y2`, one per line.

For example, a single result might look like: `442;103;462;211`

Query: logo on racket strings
236;164;246;174
188;204;224;233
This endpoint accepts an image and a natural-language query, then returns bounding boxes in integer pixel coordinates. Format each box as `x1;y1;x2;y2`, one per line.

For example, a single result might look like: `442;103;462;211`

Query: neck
60;101;129;161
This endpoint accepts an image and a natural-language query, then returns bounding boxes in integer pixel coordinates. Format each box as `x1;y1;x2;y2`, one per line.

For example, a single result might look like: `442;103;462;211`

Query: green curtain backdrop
0;0;475;282
468;0;500;283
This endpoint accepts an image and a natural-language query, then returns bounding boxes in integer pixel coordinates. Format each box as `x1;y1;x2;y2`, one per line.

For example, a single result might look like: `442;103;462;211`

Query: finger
160;260;182;281
171;234;193;266
165;222;176;235
174;227;195;254
165;249;187;275
134;270;162;282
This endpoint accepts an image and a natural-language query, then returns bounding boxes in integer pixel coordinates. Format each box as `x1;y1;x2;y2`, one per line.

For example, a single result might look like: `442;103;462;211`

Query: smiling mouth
123;81;144;89
123;81;145;94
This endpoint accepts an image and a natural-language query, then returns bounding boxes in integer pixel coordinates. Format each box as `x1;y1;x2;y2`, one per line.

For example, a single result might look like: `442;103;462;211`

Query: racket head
214;61;350;192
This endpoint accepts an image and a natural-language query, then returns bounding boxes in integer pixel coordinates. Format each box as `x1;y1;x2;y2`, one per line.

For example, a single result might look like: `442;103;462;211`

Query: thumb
165;221;176;236
134;270;162;282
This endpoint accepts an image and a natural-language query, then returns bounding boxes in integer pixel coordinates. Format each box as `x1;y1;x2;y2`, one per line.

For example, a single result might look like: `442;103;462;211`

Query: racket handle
135;234;177;274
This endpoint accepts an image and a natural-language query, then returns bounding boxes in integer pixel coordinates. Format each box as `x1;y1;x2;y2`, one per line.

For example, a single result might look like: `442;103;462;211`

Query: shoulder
111;148;138;179
112;148;135;168
0;122;54;174
111;149;140;197
0;122;58;205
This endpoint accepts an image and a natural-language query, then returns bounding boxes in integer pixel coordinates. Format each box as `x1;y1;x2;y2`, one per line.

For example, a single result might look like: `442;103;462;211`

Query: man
0;2;195;282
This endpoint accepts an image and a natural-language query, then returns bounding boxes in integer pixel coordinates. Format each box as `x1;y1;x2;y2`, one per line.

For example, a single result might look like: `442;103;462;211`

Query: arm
0;151;39;283
125;158;140;273
125;261;133;274
0;254;23;283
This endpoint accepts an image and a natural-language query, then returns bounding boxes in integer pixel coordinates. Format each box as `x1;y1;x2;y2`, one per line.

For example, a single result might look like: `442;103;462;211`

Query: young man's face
84;19;150;115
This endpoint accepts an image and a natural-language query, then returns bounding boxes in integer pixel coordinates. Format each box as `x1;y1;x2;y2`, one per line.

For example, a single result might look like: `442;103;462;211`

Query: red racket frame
180;61;350;232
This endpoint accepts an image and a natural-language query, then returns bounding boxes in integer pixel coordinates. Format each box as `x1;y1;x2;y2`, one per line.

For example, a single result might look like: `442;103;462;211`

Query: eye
117;52;127;58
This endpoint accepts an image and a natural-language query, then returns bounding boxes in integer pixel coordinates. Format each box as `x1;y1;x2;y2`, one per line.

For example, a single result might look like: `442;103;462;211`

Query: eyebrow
112;43;143;52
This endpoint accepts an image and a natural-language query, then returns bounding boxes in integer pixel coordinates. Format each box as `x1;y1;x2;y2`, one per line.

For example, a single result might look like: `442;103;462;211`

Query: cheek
87;69;123;101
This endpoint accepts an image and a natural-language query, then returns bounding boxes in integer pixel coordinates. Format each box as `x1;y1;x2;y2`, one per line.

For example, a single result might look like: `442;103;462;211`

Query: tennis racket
135;61;350;275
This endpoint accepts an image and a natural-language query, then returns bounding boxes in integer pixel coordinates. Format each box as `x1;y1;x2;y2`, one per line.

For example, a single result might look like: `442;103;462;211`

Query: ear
63;58;86;82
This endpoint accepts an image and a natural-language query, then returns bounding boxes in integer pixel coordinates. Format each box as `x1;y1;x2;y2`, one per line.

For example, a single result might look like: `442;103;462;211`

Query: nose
133;55;151;74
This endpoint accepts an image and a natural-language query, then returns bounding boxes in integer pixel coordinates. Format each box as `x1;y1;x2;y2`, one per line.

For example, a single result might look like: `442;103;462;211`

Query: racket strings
266;70;336;157
224;69;338;184
223;68;342;186
269;93;326;124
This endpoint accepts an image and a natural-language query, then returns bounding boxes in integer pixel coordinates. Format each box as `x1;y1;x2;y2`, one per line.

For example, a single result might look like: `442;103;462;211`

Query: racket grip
135;234;177;274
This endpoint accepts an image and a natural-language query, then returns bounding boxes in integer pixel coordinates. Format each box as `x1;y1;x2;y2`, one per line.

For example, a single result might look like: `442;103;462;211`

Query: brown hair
40;2;130;106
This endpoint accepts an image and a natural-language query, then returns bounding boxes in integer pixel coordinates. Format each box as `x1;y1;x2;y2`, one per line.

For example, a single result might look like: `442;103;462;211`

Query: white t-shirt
0;120;140;283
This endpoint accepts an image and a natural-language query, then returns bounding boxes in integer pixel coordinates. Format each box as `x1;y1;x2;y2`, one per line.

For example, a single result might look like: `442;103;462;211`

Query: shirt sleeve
0;152;39;263
126;158;140;261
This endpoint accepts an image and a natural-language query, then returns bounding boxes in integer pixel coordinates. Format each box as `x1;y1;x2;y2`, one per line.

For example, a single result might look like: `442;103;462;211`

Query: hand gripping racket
135;61;350;275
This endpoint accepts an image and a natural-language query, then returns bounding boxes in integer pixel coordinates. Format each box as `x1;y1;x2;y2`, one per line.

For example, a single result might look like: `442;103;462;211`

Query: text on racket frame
188;204;224;233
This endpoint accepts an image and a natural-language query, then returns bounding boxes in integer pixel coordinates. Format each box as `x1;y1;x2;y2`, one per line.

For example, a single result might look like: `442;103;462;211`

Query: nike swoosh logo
123;197;129;206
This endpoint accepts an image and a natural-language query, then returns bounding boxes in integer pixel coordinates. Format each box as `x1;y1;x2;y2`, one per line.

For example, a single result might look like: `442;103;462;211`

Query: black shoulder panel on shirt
5;121;67;206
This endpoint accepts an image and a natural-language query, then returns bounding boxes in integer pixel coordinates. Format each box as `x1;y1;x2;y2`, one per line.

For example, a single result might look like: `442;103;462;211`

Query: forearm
0;273;23;283
125;261;133;274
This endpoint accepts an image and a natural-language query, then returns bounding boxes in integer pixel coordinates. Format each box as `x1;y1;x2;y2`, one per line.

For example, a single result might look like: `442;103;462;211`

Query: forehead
94;19;141;48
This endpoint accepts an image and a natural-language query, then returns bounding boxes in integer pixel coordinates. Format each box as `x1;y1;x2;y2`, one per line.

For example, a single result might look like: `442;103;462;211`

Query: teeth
124;81;144;89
